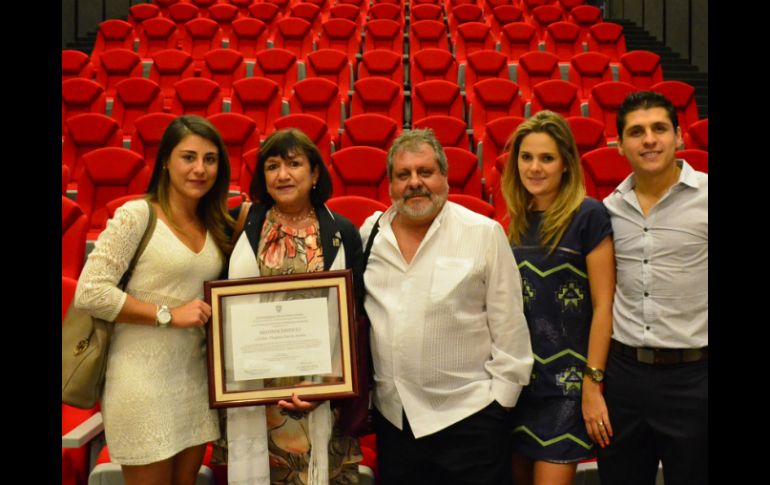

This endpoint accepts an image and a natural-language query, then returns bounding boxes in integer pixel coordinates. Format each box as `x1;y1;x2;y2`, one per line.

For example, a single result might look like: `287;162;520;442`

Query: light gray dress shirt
603;160;708;349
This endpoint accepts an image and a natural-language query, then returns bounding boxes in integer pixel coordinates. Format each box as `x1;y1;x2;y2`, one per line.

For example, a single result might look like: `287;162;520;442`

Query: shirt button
643;259;648;264
644;292;649;297
646;326;651;330
643;227;649;232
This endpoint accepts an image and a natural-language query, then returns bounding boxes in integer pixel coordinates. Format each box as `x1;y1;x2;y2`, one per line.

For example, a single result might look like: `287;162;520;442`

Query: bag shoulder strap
231;199;253;245
362;212;384;270
118;199;157;290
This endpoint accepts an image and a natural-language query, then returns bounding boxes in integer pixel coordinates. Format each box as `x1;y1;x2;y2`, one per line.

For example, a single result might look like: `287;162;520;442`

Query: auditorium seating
683;118;708;151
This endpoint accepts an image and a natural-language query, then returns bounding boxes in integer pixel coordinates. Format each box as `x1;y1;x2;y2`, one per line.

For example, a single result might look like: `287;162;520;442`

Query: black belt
610;339;708;365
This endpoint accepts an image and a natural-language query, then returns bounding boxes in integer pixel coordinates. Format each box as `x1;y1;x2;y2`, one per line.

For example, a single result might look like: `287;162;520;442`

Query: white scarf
226;220;347;485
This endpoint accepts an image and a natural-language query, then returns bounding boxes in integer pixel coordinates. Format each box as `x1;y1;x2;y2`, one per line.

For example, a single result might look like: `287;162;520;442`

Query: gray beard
393;190;448;220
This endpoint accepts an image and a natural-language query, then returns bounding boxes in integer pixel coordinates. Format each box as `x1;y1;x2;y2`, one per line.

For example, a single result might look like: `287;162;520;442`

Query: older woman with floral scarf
223;128;368;485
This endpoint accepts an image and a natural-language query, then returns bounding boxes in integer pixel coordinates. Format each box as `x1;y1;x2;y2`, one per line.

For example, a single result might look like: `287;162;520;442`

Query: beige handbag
61;200;157;409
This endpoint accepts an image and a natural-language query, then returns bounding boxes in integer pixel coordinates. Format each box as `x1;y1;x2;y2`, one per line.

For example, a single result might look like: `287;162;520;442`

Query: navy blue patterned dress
509;198;612;463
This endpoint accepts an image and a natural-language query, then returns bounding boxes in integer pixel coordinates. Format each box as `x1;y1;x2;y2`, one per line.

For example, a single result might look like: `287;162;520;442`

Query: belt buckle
636;348;655;364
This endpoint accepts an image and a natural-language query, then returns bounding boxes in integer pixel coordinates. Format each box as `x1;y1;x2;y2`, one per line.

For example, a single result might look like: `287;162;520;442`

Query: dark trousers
373;402;512;485
597;349;708;485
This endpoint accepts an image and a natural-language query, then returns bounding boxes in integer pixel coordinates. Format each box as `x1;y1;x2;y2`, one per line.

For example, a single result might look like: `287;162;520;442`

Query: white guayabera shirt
361;201;534;438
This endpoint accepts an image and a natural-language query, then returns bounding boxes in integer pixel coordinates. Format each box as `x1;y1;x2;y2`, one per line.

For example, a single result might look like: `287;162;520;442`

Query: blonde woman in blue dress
501;111;615;485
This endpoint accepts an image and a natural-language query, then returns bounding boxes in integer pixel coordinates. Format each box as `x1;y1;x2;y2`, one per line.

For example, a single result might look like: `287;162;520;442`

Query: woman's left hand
277;393;321;413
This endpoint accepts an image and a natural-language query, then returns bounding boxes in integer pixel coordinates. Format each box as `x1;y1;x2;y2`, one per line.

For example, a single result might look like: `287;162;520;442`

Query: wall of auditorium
63;0;140;48
608;0;708;73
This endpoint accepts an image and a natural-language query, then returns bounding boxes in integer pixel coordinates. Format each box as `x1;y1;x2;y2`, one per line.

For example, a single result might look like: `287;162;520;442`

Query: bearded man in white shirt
360;129;534;485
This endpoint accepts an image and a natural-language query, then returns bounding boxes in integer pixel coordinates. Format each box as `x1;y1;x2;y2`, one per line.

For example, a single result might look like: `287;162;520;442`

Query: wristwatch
156;305;172;328
583;365;605;383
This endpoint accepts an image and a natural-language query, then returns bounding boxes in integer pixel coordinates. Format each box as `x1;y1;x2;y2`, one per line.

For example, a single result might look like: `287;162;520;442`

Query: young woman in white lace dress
74;115;234;485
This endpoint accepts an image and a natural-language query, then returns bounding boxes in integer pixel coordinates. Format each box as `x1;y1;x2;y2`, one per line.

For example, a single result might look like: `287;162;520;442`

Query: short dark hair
250;128;333;206
616;91;679;140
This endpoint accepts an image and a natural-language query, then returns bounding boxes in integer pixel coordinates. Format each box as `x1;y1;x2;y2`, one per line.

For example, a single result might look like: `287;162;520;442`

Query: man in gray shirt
597;91;708;485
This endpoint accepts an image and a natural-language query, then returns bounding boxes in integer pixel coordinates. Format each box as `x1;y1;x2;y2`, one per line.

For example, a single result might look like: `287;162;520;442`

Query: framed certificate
204;269;358;408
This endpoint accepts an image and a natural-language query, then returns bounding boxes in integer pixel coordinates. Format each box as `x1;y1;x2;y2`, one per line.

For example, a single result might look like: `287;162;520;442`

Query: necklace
271;206;315;223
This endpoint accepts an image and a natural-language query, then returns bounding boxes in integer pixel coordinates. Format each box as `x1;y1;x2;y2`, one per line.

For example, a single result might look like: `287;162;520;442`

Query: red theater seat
273;17;314;59
445;147;482;198
76;147;150;238
530;5;564;42
62;79;106;133
683;118;708;151
62;165;70;195
62;50;95;81
168;78;224;117
411;48;458;85
581;146;633;199
369;3;404;23
568;52;613;102
499;22;539;62
136;17;180;59
207;3;240;41
463;49;510;103
90;19;135;66
469;78;523;140
448;193;495;218
566;116;608;156
225;78;282;137
318;18;361;59
200;49;247;98
329;4;362;30
358;49;404;84
326;196;390;228
208;113;260;190
543;21;583;62
412;80;464;124
676;149;708;173
110;78;164;136
62;113;124;189
570;4;603;43
489;6;524;39
329;146;390;204
413;115;471;151
179;18;224;65
289;3;323;35
94;49;143;96
530;79;582;118
587;22;627;62
341;113;401;151
239;147;259;195
477;115;525;192
587;81;637;142
650;80;700;133
306;49;354;95
515;51;561;101
410;20;449;53
62;198;88;279
448;4;485;37
288;78;344;143
128;3;161;35
274;114;334;162
364;19;404;54
131;112;177;172
229;18;270;60
619;50;663;90
253;48;300;99
351;78;404;124
410;4;443;22
167;2;201;26
454;22;496;63
146;49;195;101
248;2;282;41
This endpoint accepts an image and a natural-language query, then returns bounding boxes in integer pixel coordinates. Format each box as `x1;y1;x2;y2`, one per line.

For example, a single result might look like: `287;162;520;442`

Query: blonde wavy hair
501;111;585;253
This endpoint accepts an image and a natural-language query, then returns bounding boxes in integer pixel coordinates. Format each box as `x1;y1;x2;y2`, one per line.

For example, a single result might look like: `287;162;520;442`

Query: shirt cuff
492;379;524;408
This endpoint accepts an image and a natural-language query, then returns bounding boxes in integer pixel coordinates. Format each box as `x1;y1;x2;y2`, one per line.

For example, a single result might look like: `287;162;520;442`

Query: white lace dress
74;199;221;465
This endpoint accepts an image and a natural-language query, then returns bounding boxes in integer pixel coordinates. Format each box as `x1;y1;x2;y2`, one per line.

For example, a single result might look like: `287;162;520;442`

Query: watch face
158;308;171;325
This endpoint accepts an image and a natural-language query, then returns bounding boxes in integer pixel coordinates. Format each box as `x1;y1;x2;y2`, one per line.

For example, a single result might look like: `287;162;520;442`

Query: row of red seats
89;13;624;65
